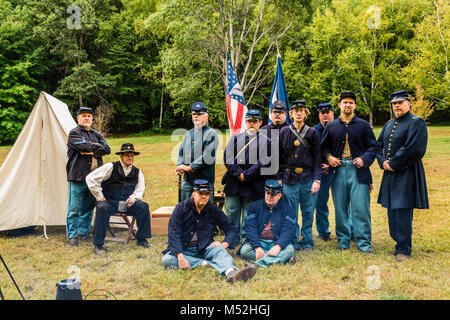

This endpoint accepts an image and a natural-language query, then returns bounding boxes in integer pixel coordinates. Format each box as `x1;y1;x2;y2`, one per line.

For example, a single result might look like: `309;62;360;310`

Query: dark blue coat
163;198;239;255
177;125;218;184
314;122;329;183
66;125;111;181
277;124;322;184
223;131;273;200
245;198;296;249
320;116;377;185
376;111;429;209
260;122;288;141
313;122;326;142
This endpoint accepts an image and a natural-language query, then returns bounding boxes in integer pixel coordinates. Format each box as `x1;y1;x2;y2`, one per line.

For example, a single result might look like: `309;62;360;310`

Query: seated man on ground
162;179;257;283
86;143;152;255
239;179;296;267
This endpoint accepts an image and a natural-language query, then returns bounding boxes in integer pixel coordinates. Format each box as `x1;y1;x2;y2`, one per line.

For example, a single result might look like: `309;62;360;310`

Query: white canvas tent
0;92;77;232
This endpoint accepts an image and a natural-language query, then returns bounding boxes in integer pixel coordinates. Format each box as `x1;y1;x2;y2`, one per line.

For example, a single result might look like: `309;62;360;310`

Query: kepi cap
264;179;282;195
245;109;262;120
193;179;212;193
317;102;333;112
390;90;410;103
290;100;307;109
272;100;287;112
339;92;357;102
76;107;93;115
191;102;207;114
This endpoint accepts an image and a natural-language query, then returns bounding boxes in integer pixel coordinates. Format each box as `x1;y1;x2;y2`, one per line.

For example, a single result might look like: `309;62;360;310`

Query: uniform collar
270;122;286;129
263;198;281;211
187;197;211;215
338;115;356;125
290;123;306;132
78;124;91;131
395;111;412;121
193;124;210;132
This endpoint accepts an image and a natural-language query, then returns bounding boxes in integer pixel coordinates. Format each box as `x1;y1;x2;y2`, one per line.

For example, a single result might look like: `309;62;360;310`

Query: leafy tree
0;0;50;144
34;0;119;110
305;0;433;125
404;0;449;111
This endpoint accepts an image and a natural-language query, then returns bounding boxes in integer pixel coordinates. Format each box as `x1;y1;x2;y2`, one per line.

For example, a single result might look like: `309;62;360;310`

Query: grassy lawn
0;126;449;300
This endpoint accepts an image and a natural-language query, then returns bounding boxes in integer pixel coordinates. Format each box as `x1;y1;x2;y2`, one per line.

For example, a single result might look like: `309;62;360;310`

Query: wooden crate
151;206;174;235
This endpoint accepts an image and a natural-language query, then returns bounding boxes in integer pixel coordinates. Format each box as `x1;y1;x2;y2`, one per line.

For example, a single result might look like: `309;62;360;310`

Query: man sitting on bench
86;143;152;255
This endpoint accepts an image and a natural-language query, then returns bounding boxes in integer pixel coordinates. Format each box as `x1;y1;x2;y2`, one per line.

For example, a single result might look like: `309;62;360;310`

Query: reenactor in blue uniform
278;100;322;250
162;180;257;283
321;92;377;253
260;100;289;140
376;90;429;262
176;102;219;202
222;109;272;240
239;180;296;267
313;102;334;241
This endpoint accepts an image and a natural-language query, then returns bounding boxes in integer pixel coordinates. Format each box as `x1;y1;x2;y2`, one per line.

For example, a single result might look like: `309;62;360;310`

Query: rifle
177;174;182;203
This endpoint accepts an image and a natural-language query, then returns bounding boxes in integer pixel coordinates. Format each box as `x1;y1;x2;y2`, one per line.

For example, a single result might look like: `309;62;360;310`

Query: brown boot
226;264;257;283
396;253;409;262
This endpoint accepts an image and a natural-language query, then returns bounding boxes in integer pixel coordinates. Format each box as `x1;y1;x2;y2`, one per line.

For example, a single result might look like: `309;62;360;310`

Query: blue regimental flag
269;56;290;124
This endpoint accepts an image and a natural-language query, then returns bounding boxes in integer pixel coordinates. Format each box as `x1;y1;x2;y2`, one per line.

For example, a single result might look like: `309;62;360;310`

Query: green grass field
0;127;449;300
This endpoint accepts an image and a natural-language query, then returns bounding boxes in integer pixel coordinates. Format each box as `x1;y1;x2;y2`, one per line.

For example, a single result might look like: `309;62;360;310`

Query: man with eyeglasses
176;102;219;202
86;143;152;255
261;100;289;140
162;180;257;283
239;180;296;267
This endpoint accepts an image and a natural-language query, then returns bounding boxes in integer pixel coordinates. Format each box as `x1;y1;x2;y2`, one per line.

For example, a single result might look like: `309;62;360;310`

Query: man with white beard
176;102;218;202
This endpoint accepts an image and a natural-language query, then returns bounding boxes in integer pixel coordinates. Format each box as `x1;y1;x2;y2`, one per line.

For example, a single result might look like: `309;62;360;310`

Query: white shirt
86;160;146;202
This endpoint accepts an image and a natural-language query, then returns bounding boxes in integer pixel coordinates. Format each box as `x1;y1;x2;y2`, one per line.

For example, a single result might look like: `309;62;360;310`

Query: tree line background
0;0;448;145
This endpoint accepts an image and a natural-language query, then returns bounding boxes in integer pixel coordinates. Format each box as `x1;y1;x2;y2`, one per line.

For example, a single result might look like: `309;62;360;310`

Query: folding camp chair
105;213;137;245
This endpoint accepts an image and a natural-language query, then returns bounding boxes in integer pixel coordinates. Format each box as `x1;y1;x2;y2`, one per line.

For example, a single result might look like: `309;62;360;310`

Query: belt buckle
295;167;303;174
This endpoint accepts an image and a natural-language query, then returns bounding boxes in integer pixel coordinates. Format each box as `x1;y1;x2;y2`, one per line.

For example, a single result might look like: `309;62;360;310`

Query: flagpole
276;40;281;58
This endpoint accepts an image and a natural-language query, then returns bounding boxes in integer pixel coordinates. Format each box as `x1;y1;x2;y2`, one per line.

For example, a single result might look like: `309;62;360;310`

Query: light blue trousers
239;239;295;268
330;159;372;252
66;181;96;240
282;179;318;249
314;177;331;238
161;244;237;275
224;195;253;240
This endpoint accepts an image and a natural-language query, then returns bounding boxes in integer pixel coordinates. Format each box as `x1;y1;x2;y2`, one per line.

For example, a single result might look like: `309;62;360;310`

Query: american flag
226;52;247;135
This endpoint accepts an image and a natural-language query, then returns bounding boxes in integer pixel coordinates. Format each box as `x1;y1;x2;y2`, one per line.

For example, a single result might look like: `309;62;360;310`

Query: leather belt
281;165;312;174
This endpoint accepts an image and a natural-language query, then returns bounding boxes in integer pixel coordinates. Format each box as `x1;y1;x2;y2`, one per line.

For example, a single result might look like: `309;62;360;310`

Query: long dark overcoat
376;111;429;209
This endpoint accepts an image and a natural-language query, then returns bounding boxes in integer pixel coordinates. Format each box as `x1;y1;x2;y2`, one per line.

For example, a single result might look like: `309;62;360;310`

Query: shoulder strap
289;124;311;153
235;135;258;160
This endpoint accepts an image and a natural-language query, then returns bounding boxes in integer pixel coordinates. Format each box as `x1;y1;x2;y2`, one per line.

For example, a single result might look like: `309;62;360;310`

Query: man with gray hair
66;107;111;247
176;102;219;202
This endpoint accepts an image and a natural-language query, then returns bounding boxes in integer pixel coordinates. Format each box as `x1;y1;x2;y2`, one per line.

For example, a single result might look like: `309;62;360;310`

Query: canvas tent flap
0;92;76;231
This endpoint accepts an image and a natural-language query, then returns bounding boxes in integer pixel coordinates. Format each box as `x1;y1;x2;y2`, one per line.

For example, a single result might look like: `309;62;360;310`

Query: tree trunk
159;88;164;129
